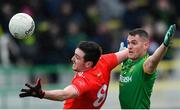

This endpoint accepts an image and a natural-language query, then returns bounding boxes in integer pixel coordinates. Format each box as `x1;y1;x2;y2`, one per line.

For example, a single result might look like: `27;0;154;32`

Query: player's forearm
43;90;69;101
115;49;128;64
43;85;78;101
144;44;168;73
150;44;168;64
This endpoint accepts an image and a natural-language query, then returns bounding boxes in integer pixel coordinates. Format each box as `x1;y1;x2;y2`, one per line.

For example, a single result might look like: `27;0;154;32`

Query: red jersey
63;53;118;109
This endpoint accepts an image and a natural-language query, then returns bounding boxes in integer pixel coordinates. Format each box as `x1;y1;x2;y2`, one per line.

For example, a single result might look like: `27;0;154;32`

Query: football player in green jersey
119;24;176;109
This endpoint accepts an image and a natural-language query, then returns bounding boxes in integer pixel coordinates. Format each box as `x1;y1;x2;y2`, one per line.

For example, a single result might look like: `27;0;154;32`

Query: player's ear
144;41;150;50
85;61;93;68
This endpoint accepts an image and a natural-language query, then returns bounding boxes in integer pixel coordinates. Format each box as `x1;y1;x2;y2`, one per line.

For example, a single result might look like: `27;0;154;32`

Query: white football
8;13;35;39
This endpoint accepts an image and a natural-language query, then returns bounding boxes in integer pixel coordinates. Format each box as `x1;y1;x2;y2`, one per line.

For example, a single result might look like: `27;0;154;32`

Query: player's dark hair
77;41;102;67
128;28;149;40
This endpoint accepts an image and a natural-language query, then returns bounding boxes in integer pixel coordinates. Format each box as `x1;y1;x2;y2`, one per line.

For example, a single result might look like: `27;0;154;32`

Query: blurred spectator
64;21;88;62
97;0;126;20
122;0;148;29
141;15;159;55
57;1;84;35
151;0;176;26
0;2;15;32
83;3;100;36
92;21;113;53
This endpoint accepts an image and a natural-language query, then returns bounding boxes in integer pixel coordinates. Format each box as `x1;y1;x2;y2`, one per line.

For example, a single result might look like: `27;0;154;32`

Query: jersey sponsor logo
119;74;132;83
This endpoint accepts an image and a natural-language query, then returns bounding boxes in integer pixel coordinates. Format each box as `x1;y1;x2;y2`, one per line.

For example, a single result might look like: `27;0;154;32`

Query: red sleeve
101;53;118;70
71;77;90;96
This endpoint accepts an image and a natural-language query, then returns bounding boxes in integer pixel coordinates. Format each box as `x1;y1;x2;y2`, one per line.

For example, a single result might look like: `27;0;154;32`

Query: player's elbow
58;97;66;101
57;91;70;101
58;90;78;101
143;61;157;74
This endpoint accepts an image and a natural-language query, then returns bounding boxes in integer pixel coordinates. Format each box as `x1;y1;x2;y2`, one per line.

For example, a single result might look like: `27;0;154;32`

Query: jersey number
93;84;107;107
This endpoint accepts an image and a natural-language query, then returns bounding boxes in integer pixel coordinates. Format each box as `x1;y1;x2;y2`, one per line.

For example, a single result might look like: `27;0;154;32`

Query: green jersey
119;54;157;109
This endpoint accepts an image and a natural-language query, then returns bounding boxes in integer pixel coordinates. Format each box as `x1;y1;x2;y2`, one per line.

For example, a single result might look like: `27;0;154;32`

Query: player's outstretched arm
143;24;176;74
115;42;128;64
43;85;79;101
19;79;79;101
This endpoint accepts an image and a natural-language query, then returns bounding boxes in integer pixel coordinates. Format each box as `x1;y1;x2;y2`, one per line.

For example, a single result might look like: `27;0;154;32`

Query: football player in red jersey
19;41;128;109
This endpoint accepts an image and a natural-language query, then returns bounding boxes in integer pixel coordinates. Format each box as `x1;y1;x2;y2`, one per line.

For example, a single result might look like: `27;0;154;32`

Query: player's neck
131;53;147;62
76;72;84;76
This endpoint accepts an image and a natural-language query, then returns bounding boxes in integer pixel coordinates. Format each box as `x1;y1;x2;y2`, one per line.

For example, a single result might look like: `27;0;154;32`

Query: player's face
71;48;88;72
127;35;149;60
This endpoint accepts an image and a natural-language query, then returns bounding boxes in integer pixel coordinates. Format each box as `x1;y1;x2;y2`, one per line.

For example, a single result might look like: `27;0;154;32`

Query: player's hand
163;24;176;47
19;78;45;99
119;42;126;51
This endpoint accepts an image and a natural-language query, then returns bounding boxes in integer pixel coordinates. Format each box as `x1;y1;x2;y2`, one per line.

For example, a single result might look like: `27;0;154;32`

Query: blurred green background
0;0;180;109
